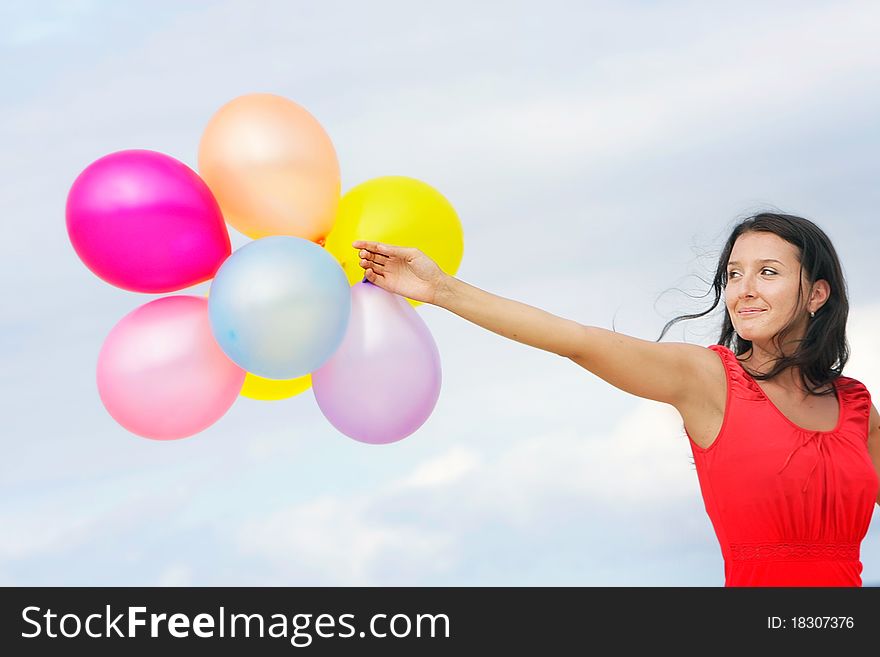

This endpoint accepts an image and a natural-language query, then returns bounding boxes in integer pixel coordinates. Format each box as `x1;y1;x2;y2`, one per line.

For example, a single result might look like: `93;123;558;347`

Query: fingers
352;240;384;253
363;267;384;283
360;257;384;272
352;240;398;258
359;250;388;267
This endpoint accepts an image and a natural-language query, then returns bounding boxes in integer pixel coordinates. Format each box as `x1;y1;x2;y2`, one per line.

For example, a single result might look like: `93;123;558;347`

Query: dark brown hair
653;212;853;397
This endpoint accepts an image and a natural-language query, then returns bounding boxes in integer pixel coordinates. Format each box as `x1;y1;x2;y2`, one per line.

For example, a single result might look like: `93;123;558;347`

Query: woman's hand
352;241;447;304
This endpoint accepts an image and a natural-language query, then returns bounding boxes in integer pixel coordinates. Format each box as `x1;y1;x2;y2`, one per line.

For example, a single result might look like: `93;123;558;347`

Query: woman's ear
812;279;831;309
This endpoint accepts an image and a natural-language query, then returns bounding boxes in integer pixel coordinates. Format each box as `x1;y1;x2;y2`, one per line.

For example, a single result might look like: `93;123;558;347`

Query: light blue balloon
208;236;351;379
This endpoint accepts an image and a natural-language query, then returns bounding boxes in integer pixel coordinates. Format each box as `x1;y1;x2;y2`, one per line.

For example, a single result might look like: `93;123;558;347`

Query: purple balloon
312;281;441;444
66;149;231;293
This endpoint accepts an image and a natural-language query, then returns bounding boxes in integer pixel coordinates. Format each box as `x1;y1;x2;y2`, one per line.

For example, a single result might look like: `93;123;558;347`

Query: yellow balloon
324;176;464;307
241;372;312;401
198;93;340;241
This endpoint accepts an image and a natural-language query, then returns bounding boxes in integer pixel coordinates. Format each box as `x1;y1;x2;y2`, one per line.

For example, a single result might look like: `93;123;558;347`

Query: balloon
201;289;312;400
97;296;245;440
208;236;351;379
323;176;464;307
312;281;441;444
66;149;231;293
198;93;340;241
241;372;312;401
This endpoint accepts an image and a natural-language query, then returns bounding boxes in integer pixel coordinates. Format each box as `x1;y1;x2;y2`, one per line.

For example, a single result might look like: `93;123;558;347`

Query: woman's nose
738;274;759;295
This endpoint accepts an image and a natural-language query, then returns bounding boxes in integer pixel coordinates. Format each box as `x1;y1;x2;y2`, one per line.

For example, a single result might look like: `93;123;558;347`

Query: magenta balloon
97;295;245;440
312;281;441;444
66;149;231;293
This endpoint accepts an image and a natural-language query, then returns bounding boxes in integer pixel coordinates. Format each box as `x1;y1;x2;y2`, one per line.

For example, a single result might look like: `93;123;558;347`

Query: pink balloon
97;296;245;440
67;149;231;293
312;281;442;444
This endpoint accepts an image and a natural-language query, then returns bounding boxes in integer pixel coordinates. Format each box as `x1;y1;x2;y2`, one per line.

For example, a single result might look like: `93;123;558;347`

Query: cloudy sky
1;0;879;586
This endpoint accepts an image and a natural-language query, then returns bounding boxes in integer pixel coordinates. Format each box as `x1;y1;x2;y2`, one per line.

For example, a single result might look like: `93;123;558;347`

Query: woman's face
724;231;810;348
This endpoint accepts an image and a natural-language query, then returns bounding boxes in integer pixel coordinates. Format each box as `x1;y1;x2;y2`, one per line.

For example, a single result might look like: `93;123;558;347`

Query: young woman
353;212;880;587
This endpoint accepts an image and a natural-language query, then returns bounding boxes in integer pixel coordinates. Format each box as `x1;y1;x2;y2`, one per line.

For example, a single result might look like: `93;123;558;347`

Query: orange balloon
198;93;340;241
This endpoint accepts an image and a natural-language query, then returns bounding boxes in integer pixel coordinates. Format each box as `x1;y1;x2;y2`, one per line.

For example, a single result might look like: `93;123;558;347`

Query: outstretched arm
435;276;586;358
353;239;584;357
353;240;707;407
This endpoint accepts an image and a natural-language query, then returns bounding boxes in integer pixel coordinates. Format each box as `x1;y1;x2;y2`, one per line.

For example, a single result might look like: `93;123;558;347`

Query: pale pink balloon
97;296;245;440
312;281;442;444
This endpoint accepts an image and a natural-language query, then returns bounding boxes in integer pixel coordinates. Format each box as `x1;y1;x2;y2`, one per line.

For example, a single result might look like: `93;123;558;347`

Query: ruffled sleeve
835;375;872;442
707;344;764;402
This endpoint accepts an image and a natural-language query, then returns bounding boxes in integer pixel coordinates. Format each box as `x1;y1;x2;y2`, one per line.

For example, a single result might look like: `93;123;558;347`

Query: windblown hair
653;212;853;397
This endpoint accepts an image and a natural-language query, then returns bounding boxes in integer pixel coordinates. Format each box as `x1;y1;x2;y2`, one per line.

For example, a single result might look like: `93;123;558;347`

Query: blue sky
1;0;879;585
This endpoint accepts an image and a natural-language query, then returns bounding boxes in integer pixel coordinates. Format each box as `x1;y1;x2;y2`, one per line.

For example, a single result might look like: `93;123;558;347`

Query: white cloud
236;496;457;585
329;0;880;185
844;303;880;395
0;507;97;561
392;446;481;489
232;301;880;584
157;563;194;587
232;392;698;583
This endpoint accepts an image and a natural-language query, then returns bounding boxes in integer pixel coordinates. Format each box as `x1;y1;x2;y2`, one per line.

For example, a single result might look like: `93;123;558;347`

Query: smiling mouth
738;310;766;316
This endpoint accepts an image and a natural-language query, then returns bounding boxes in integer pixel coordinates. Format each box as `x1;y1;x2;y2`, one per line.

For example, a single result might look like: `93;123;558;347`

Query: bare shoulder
569;327;726;409
674;345;727;407
568;329;727;447
672;345;728;449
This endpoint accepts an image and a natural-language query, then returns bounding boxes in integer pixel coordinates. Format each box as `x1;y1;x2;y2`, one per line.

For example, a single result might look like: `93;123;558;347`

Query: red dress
687;344;878;586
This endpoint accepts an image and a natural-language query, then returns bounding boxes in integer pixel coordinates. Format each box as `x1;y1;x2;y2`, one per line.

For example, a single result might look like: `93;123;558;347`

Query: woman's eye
727;269;776;277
